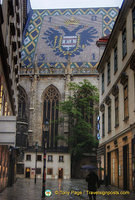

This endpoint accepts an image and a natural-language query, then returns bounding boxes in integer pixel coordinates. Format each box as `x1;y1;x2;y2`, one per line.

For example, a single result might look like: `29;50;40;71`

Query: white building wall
24;152;71;179
46;153;71;179
24;152;43;179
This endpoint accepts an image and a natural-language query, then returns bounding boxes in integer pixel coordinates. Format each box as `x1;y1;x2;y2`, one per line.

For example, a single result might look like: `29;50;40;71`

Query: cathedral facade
17;6;119;179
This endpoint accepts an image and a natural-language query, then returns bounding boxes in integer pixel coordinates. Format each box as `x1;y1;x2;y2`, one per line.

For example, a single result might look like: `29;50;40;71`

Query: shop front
106;131;132;190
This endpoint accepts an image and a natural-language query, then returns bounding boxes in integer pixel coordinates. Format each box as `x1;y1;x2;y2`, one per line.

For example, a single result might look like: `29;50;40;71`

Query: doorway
107;152;111;185
123;145;129;190
58;168;63;179
25;168;30;178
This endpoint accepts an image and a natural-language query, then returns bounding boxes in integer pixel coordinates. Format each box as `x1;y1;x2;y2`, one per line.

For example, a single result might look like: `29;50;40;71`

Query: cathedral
16;2;119;179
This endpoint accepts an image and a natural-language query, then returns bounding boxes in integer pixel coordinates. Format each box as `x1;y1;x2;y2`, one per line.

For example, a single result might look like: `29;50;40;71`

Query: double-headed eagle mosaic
42;25;98;59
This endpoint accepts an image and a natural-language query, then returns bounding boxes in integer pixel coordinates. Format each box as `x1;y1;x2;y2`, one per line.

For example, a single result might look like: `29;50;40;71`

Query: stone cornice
99;122;135;147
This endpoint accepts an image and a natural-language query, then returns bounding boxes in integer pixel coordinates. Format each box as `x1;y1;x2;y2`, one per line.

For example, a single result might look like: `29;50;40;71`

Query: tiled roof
21;7;119;75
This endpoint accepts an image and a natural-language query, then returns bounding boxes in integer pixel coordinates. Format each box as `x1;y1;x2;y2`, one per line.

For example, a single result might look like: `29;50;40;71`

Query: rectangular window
108;105;111;133
107;61;111;84
115;95;119;127
2;94;6;116
36;168;41;174
122;28;127;58
102;73;104;94
16;164;24;174
26;154;31;161
102;113;105;137
47;168;53;175
59;156;64;162
37;155;42;161
114;46;118;73
48;155;53;162
132;7;135;40
124;84;129;119
15;0;19;7
0;77;3;116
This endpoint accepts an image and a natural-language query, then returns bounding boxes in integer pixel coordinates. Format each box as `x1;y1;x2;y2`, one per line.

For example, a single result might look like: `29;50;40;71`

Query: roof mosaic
21;8;119;75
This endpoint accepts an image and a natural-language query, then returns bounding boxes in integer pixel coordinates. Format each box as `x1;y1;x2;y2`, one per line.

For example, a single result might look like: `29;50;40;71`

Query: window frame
114;46;118;74
132;7;135;40
59;155;64;162
124;83;129;120
37;155;42;161
108;104;111;133
122;27;127;58
115;94;119;127
47;168;53;175
102;73;104;94
107;60;111;85
48;155;53;162
102;113;105;137
43;85;60;149
36;168;41;174
26;154;31;161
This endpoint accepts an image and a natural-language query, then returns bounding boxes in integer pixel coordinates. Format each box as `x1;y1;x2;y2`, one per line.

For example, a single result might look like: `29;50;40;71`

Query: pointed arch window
18;87;27;119
43;85;60;149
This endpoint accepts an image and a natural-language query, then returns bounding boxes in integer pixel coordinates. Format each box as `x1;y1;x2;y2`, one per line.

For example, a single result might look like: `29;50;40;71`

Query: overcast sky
30;0;124;9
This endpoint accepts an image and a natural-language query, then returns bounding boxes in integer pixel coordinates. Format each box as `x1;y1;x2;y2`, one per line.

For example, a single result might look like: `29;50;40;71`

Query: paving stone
0;179;135;200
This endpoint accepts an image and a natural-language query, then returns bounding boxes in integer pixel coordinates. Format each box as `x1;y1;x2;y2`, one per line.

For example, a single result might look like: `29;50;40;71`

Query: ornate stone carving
112;85;119;96
105;96;111;105
100;104;105;112
120;72;128;85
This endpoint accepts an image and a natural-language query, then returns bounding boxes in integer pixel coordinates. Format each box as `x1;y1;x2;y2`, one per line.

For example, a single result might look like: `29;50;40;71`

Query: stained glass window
18;87;27;119
43;85;60;149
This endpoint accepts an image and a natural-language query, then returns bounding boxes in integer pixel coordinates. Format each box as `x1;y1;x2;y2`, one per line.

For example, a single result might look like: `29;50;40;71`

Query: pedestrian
86;171;100;200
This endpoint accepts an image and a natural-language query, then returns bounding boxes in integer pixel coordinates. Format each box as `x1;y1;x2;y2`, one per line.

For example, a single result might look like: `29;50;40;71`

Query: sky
30;0;124;9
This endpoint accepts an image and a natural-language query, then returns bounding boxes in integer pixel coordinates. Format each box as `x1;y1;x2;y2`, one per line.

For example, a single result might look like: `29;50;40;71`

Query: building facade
17;6;119;179
0;0;24;192
19;151;71;179
97;0;135;191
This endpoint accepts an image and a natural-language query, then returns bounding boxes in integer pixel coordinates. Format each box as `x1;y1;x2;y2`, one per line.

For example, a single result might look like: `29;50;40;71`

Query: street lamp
35;142;38;184
42;119;49;199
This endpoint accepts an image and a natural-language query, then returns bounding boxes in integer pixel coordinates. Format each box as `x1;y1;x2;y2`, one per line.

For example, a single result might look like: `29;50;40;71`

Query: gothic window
43;85;60;149
18;87;27;119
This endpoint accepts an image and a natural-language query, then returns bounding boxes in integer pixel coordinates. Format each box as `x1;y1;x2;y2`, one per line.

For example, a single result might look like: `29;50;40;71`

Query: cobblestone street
0;178;135;200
